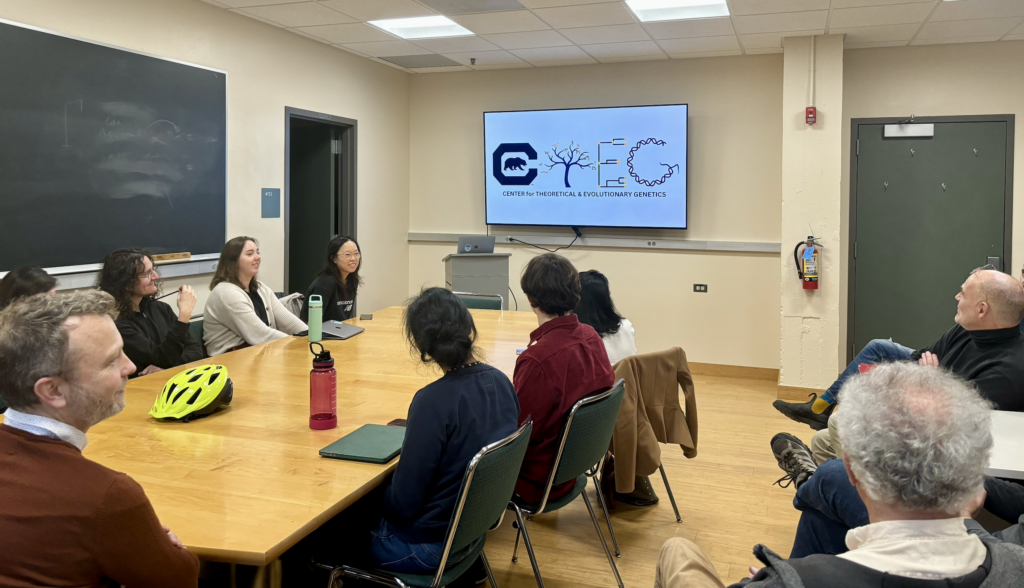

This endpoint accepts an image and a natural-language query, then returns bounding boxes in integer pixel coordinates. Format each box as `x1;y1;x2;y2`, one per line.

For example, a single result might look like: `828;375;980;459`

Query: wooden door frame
847;114;1015;363
284;107;357;292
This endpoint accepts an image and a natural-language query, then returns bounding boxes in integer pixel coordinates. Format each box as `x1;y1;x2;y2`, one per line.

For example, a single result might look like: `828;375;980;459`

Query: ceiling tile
443;50;527;65
533;3;636;28
296;22;397;43
320;0;437;20
510;45;595;62
380;54;461;68
532;58;599;66
670;50;743;58
235;3;356;27
729;0;830;17
659;35;741;53
740;29;822;48
482;30;573;48
474;62;535;69
414;65;474;72
560;23;651;44
580;40;664;57
417;0;528;15
290;28;336;43
830;23;920;42
643;17;735;39
519;0;611;6
732;11;829;34
412;36;502;52
1003;34;1024;40
829;3;934;28
931;0;1024;22
745;47;784;53
449;10;550;34
831;0;934;7
916;17;1017;39
230;10;285;27
912;35;1005;45
598;53;670;62
199;0;230;7
340;40;434;57
211;0;300;7
844;40;908;48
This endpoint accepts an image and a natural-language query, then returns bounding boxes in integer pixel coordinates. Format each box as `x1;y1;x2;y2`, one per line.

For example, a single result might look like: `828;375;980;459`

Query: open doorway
285;107;357;294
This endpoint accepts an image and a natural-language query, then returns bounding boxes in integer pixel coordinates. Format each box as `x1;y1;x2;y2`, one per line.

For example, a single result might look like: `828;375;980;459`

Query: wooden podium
442;253;511;310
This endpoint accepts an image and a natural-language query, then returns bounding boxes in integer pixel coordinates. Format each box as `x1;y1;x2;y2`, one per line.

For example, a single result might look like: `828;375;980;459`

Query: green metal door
288;124;333;294
852;121;1008;357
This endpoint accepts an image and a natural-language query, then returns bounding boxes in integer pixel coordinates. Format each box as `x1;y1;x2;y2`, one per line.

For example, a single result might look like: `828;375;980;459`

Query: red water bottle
309;342;337;430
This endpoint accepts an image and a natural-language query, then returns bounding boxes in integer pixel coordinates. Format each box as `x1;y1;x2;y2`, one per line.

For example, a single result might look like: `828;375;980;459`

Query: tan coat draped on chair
611;347;698;493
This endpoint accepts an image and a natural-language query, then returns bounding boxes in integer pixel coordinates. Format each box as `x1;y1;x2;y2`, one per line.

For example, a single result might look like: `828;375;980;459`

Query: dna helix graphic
626;138;680;187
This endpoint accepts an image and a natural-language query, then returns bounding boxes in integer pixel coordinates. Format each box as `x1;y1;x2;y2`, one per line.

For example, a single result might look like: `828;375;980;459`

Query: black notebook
319;424;406;464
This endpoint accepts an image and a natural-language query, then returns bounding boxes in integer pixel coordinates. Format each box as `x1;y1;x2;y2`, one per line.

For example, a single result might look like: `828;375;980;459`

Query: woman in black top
368;288;519;574
98;249;203;377
301;236;362;323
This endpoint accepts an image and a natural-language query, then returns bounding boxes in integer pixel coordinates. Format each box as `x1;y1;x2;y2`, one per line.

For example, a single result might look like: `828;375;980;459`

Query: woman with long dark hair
300;236;362;323
0;266;56;311
368;287;518;575
576;270;636;366
203;236;306;356
97;249;202;377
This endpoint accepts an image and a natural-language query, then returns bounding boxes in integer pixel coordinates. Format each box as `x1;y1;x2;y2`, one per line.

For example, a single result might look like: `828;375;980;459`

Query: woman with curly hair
97;249;203;377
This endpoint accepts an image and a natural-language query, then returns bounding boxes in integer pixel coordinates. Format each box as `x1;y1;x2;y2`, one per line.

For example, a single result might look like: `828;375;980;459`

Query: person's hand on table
747;567;761;579
163;525;184;549
918;352;940;367
138;365;164;376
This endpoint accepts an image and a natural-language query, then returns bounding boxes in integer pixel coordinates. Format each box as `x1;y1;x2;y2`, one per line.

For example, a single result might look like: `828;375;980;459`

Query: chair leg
512;526;522;563
481;551;499;588
511;504;545;588
582;491;624;588
659;464;682;523
592;475;621;558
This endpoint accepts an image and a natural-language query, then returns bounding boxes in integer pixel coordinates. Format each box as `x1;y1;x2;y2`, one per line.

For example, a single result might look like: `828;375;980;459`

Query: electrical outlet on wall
694;284;708;293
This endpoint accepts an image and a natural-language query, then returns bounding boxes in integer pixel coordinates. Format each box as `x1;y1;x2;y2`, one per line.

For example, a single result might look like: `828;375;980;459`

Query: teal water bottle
308;295;323;342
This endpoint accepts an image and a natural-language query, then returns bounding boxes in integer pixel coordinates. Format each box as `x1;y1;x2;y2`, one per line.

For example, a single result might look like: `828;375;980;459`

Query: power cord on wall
508;287;518;311
506;227;582;253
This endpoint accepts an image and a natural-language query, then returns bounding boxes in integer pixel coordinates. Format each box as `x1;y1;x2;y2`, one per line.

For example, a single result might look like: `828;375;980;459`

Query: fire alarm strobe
806;106;817;125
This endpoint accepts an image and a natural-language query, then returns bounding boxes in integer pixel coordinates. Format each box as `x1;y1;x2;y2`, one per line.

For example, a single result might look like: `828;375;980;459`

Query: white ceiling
201;0;1024;72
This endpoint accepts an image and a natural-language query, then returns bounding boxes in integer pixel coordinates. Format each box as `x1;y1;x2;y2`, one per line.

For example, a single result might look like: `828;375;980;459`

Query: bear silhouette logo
503;157;527;171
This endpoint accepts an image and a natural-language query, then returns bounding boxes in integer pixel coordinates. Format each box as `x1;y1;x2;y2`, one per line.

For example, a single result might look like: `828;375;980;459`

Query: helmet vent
186;391;200;405
208;372;221;386
172;389;189;403
164;383;178;400
188;374;203;383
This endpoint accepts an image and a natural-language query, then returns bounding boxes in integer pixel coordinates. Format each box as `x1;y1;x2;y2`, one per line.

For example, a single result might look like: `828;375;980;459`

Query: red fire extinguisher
794;236;822;290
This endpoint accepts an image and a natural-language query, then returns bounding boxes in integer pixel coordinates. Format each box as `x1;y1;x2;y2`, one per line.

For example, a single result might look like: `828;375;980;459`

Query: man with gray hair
0;290;199;588
653;363;1024;588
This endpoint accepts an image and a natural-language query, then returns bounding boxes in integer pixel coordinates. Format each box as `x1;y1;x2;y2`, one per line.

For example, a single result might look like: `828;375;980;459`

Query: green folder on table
319;424;406;464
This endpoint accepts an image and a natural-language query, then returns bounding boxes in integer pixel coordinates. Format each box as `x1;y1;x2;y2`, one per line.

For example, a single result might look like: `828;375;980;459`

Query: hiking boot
770;432;817;490
613;475;659;507
773;393;834;431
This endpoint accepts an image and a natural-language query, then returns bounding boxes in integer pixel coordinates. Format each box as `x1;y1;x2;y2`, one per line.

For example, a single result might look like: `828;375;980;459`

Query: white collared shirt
3;408;88;451
839;518;986;580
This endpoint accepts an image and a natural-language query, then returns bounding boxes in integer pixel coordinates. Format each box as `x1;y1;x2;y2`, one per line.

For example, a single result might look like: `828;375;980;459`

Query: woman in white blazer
203;236;307;356
576;270;637;367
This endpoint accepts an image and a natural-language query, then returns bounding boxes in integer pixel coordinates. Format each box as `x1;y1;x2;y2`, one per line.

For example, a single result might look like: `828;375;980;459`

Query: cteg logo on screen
492;143;537;186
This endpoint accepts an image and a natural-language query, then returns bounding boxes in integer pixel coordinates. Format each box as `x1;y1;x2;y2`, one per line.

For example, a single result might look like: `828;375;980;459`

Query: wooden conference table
81;307;537;567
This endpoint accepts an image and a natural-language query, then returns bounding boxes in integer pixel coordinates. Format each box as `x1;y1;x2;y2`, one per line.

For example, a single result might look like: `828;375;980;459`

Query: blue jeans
820;339;914;405
790;459;869;558
369;518;469;573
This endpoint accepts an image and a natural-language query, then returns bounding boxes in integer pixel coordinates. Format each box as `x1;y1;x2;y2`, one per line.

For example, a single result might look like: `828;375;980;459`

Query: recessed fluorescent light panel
368;16;473;40
626;0;730;22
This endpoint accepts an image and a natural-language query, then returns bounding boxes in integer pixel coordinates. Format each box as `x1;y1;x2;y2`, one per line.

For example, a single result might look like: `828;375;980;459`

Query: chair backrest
453;292;503;311
434;420;533;584
548;380;626;492
188;318;207;358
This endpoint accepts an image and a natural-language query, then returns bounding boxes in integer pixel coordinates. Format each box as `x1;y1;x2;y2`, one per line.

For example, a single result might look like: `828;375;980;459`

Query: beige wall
409;56;784;368
840;41;1024;360
0;0;411;315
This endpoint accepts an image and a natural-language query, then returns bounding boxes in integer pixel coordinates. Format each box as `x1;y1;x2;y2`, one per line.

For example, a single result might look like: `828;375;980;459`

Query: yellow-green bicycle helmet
149;365;233;422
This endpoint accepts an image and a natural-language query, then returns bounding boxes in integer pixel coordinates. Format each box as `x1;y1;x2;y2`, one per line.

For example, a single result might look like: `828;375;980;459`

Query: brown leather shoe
614;475;659;507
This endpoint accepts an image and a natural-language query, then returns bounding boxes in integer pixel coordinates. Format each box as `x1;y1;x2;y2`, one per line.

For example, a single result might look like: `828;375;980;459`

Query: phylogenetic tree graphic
626;138;679;187
542;141;594;188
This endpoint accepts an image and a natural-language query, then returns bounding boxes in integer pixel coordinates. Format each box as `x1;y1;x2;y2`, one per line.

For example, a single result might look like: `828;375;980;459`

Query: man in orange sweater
0;290;199;588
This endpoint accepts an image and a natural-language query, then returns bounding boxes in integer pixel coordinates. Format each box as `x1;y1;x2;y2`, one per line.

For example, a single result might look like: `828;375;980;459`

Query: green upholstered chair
454;292;503;311
188;317;207;359
507;381;626;588
313;420;534;588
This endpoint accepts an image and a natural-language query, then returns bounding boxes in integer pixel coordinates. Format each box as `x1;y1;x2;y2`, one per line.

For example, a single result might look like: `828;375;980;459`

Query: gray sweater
728;540;1024;588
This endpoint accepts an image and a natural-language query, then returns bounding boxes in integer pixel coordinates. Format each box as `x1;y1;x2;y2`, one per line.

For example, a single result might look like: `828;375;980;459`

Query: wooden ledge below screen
153;252;191;262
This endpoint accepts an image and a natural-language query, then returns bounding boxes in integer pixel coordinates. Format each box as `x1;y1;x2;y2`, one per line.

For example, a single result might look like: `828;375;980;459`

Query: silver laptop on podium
457;235;495;254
